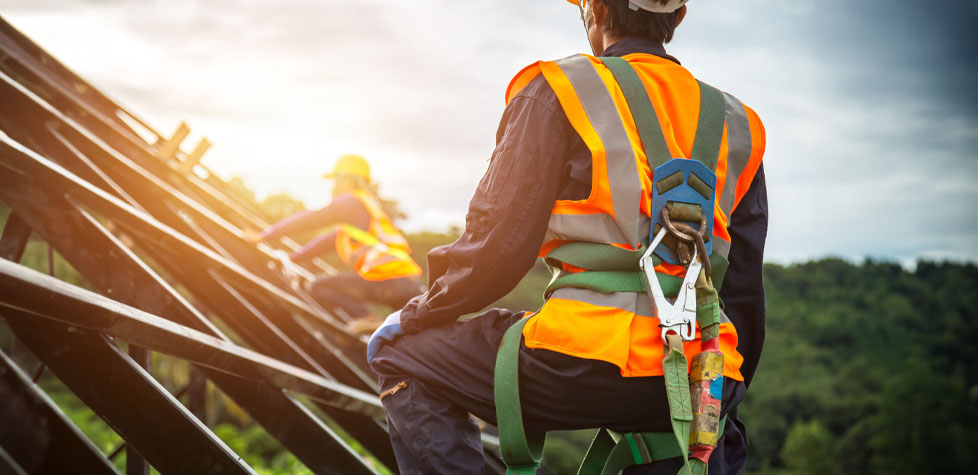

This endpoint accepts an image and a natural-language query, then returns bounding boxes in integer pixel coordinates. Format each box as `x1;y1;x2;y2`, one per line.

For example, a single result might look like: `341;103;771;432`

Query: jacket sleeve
260;193;369;241
399;85;572;334
718;164;768;386
290;230;338;263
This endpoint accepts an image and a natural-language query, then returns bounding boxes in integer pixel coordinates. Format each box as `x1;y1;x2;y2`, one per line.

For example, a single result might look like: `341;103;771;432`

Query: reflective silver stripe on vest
374;227;406;246
545;213;622;244
551;287;655;317
545;214;650;246
550;287;732;323
713;235;732;260
717;92;752;217
354;193;409;246
365;252;405;268
554;55;644;247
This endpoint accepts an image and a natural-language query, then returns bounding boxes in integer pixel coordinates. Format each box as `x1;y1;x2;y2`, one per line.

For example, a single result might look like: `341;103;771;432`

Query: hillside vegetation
741;259;977;474
407;229;978;473
3;200;976;473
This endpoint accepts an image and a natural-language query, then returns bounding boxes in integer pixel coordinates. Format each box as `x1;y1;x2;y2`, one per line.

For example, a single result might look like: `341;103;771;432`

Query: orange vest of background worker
256;154;423;331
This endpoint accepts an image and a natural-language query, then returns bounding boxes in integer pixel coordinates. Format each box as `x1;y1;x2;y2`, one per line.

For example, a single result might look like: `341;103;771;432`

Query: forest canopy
2;190;976;474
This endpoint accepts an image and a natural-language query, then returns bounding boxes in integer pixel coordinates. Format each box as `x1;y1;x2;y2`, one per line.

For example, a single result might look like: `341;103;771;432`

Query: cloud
1;0;975;261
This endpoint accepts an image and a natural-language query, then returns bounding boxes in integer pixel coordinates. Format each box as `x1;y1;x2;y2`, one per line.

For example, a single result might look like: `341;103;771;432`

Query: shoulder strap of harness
601;56;725;173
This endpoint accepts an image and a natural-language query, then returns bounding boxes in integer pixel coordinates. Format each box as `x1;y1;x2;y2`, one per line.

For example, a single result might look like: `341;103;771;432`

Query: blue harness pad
649;158;717;265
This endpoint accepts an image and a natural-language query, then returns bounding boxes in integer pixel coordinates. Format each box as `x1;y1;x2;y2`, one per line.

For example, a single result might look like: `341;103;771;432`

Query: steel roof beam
0;169;391;471
0;349;118;475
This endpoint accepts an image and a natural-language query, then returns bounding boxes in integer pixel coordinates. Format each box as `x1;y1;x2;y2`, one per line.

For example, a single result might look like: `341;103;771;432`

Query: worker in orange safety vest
254;154;423;333
368;1;767;473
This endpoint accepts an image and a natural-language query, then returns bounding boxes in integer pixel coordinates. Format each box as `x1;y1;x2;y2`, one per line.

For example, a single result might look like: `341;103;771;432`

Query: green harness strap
543;58;730;299
494;58;731;475
690;81;726;171
493;313;728;475
495;317;546;474
576;417;728;475
662;332;695;474
546;240;650;271
602;57;672;171
572;267;727;475
544;247;730;300
602;56;726;173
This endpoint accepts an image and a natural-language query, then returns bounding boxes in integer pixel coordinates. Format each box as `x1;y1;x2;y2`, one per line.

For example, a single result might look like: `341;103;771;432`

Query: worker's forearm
260;209;323;241
260;194;369;241
290;231;337;263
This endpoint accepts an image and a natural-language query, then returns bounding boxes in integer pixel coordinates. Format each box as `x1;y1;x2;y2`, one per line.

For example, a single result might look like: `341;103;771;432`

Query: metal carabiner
640;227;702;343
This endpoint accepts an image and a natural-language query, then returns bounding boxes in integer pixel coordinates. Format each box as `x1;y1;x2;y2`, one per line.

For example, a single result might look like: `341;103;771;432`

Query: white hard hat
627;0;688;13
567;0;689;14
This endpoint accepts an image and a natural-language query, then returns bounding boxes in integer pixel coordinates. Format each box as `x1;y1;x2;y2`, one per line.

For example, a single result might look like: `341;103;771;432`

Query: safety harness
494;57;730;475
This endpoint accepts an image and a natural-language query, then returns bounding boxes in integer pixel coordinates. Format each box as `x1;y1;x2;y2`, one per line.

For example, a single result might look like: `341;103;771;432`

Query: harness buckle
641;227;701;344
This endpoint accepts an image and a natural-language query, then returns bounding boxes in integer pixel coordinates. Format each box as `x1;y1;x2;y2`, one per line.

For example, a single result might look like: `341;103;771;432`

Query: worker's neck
597;34;622;56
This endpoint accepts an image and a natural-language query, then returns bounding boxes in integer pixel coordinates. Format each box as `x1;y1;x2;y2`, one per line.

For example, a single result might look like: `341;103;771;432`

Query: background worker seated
252;154;423;332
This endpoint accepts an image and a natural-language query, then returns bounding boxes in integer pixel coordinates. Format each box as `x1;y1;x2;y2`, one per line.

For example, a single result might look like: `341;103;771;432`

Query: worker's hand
268;250;304;288
366;310;403;364
242;228;264;244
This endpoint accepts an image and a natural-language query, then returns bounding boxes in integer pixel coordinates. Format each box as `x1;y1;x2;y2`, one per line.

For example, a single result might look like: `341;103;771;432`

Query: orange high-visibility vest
507;54;765;379
334;190;423;282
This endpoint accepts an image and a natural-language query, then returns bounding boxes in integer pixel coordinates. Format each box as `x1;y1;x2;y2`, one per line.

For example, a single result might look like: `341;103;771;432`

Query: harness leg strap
494;316;546;474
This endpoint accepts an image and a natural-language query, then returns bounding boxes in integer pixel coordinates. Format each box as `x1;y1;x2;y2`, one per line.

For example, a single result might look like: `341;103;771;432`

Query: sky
1;0;976;265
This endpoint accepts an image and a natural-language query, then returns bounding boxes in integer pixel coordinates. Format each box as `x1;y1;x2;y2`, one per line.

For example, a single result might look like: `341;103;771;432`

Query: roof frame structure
0;13;506;475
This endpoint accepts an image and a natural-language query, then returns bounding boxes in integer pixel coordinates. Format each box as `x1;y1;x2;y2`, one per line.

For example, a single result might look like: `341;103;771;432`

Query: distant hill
741;259;977;474
6;196;975;473
407;230;978;473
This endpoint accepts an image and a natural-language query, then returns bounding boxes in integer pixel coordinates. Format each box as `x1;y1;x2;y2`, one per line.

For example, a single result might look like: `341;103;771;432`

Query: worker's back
366;2;770;473
507;51;765;379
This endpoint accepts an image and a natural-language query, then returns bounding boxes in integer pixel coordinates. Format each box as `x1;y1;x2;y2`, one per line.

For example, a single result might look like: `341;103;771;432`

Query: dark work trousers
309;272;422;320
370;308;749;475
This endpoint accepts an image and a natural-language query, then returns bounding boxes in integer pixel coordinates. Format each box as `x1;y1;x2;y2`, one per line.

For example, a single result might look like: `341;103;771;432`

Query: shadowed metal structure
0;15;503;474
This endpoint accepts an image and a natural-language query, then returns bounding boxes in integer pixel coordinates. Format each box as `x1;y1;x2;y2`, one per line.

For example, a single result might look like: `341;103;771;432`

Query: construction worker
368;0;766;473
254;154;423;332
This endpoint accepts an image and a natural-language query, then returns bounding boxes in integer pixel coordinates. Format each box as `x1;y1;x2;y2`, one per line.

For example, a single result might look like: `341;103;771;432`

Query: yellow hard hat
565;0;688;13
323;154;371;181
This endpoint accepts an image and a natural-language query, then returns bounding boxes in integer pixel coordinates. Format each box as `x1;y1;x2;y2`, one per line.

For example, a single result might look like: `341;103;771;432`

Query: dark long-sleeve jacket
260;193;370;263
399;38;769;384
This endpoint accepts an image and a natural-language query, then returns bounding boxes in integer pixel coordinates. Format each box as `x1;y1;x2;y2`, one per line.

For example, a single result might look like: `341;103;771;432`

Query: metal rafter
0;12;508;473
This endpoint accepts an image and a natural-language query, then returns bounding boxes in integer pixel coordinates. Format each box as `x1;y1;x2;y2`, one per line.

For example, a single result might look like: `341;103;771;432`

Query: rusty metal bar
0;446;28;475
4;314;257;475
180;137;211;175
0;167;392;471
0;259;385;417
0;349;117;475
0;213;30;262
0;12;508;471
158;122;190;162
0;126;350;340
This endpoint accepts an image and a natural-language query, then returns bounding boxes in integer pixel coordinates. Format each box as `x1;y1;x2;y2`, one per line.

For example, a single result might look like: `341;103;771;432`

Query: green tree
780;420;835;474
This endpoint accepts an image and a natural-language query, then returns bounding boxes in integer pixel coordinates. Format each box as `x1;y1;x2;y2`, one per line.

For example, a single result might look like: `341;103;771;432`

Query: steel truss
0;15;504;475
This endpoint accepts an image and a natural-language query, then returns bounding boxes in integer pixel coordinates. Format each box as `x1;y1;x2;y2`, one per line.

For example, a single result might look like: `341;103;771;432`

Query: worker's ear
591;0;609;34
675;5;687;27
